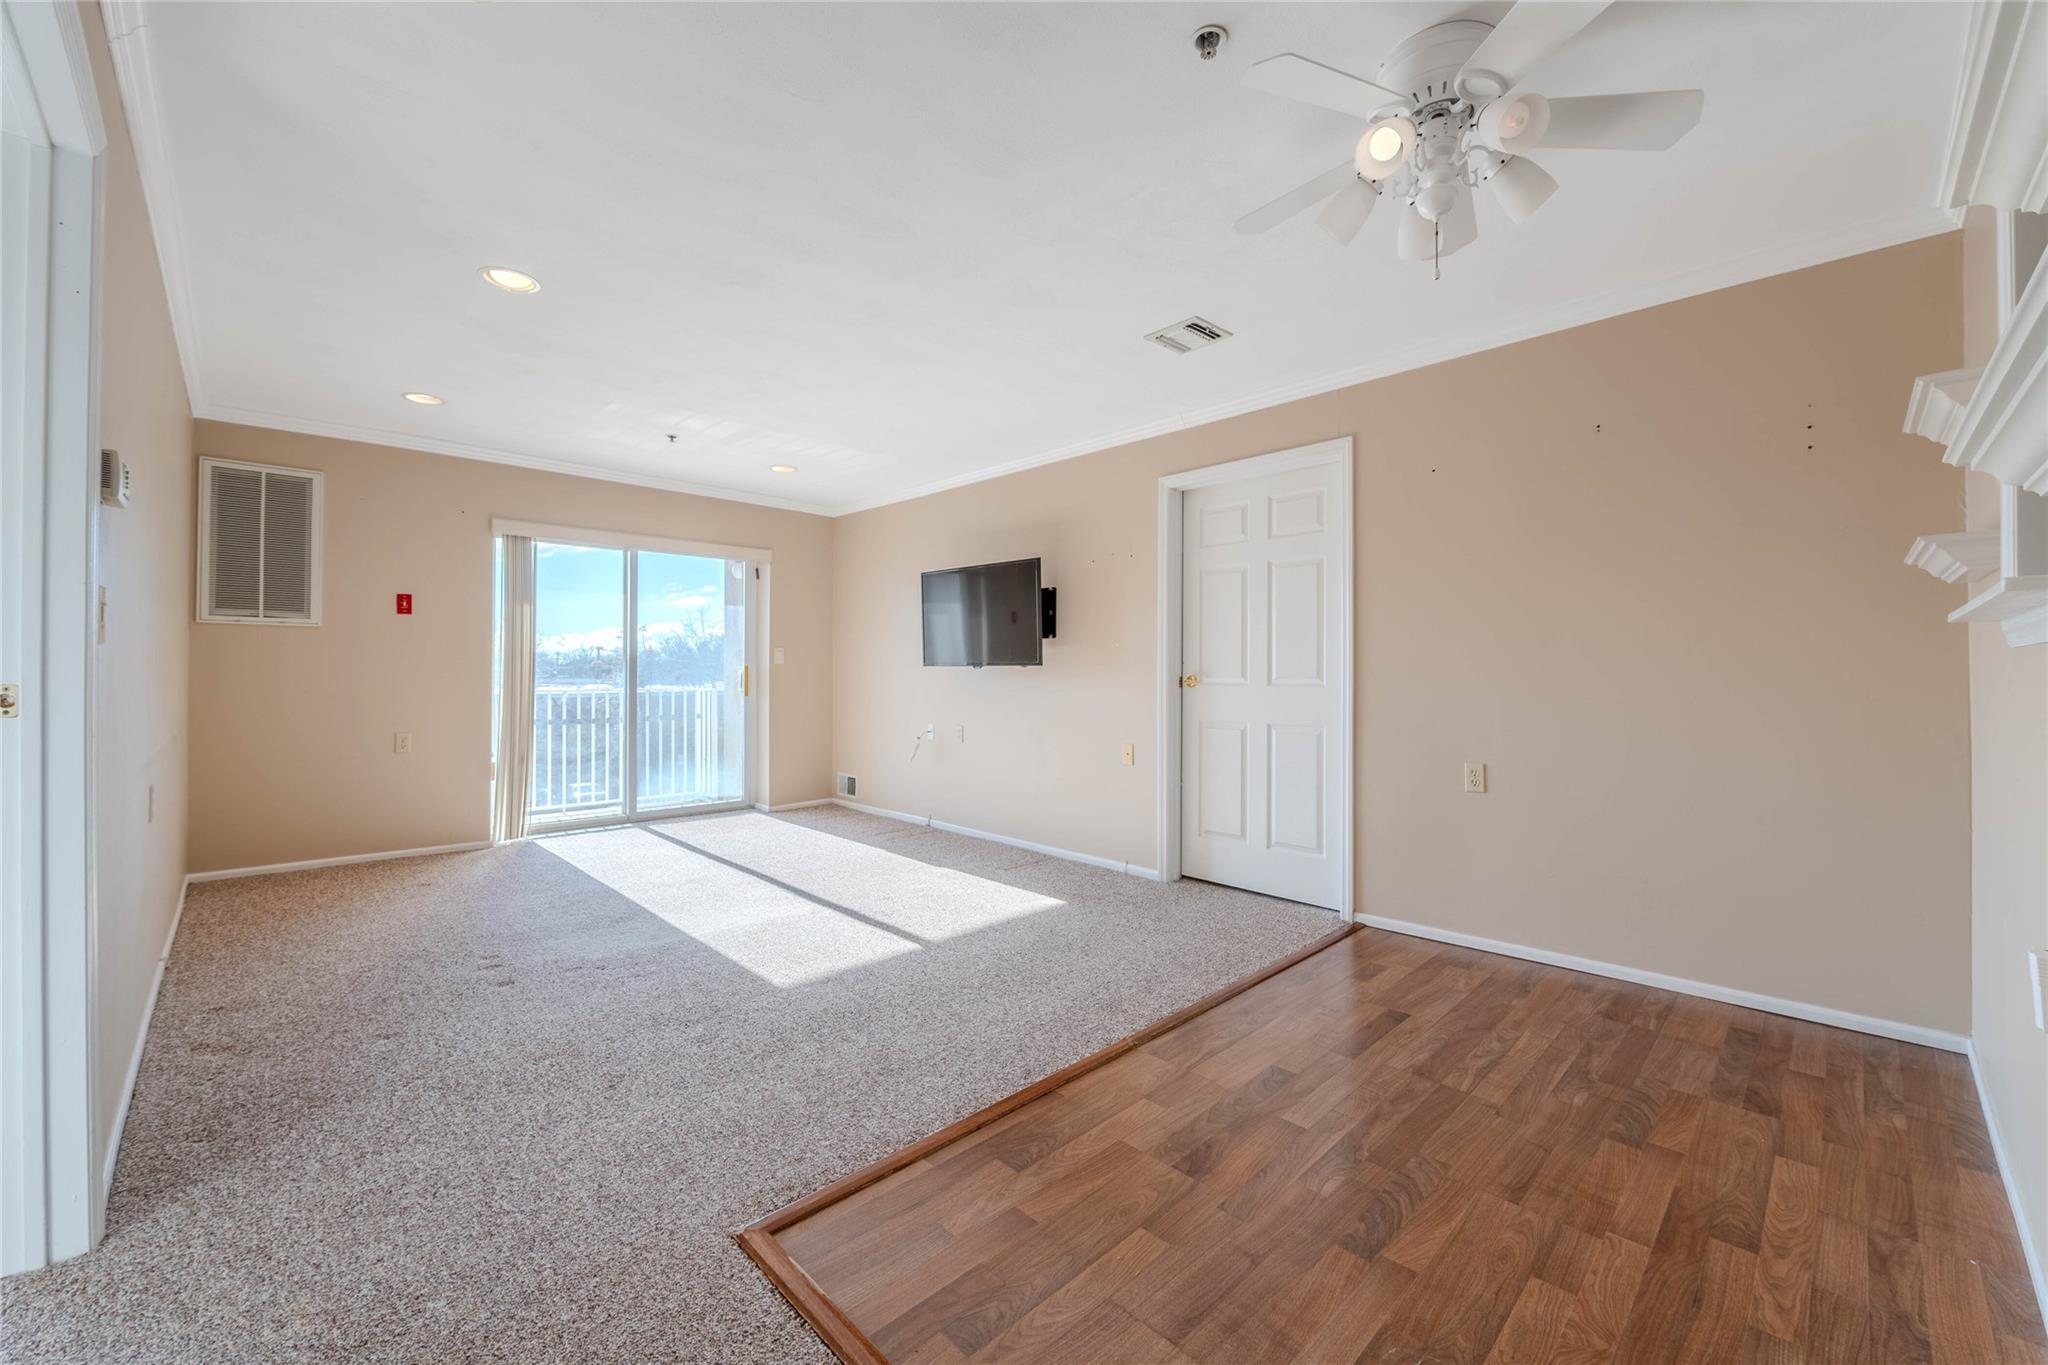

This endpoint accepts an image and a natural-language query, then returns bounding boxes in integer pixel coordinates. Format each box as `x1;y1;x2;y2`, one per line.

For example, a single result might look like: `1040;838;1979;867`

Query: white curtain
492;536;537;843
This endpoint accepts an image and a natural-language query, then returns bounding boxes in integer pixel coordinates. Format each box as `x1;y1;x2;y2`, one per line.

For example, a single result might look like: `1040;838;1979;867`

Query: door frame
1154;437;1355;920
2;0;107;1275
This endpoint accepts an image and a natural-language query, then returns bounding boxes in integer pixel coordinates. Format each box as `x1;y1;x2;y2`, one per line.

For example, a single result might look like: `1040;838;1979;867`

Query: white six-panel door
1179;460;1345;910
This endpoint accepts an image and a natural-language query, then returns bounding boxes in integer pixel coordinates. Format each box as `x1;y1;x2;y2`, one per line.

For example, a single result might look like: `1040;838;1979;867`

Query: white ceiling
112;1;1967;516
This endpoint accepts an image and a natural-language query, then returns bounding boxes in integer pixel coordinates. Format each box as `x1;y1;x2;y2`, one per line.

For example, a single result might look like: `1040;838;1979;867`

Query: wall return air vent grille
197;457;324;625
1146;316;1233;354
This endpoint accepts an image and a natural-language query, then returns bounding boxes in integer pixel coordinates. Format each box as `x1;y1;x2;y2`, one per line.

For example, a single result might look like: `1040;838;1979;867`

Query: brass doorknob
1181;674;1200;688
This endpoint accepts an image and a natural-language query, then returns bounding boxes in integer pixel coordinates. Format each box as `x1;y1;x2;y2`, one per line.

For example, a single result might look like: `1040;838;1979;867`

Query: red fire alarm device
396;593;413;615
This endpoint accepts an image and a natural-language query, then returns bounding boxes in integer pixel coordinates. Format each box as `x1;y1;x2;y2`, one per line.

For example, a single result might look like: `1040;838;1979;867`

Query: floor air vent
1146;316;1233;354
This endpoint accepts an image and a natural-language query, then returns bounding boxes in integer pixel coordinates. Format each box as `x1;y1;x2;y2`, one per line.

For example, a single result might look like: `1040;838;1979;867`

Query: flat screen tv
922;558;1044;667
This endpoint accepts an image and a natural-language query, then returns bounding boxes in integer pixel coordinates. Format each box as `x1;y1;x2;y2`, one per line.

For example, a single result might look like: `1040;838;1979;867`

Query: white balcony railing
530;682;728;820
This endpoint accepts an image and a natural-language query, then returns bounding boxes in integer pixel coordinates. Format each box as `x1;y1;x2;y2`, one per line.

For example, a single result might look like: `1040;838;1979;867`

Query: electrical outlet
1463;762;1487;794
394;732;412;755
1122;742;1135;766
773;647;786;665
956;724;965;742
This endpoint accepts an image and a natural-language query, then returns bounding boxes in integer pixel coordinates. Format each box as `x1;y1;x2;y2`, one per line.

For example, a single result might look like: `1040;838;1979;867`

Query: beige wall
1961;208;2048;1289
86;2;195;1177
833;233;1974;1034
179;235;1982;1039
187;424;835;872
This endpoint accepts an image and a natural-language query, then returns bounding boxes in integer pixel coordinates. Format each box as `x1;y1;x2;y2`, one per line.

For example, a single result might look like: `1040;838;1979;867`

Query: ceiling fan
1234;1;1705;276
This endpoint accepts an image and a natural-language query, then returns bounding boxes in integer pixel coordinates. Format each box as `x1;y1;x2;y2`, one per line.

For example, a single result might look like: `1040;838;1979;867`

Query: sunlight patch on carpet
534;818;1065;986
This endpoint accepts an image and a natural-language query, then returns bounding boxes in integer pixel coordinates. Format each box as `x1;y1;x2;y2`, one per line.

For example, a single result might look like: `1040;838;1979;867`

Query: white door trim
1155;437;1354;919
1;0;107;1276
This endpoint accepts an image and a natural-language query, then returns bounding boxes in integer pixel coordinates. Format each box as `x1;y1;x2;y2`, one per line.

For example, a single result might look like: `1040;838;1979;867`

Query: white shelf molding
1937;0;2048;214
1903;367;1982;447
2005;604;2048;648
1944;242;2048;492
1906;530;2001;583
1948;574;2048;647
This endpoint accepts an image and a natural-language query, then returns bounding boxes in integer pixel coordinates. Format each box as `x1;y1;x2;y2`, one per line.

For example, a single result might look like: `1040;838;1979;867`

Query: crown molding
825;204;1959;516
1937;0;2048;214
194;404;836;516
107;0;1958;523
200;187;1951;523
1906;530;2001;585
1943;256;2048;493
1949;574;2048;648
1903;367;1983;448
99;0;203;412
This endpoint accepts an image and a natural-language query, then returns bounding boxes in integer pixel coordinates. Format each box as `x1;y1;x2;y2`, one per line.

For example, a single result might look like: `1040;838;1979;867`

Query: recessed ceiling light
768;465;797;474
403;392;445;405
479;267;540;294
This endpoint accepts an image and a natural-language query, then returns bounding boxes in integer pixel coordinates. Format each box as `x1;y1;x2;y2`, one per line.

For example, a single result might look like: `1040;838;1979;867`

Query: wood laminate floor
754;926;2046;1364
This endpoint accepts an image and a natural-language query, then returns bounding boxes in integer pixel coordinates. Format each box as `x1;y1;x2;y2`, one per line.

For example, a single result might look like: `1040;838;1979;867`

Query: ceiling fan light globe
1354;115;1416;181
1477;93;1550;153
1414;181;1459;222
1490;156;1558;225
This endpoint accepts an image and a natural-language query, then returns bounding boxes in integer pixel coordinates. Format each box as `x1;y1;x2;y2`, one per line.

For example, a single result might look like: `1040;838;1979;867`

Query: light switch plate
1122;743;1135;766
394;732;412;754
2031;949;2045;1031
1463;762;1487;794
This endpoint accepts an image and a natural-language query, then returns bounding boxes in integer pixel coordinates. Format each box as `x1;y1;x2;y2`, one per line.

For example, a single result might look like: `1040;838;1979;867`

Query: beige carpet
0;807;1334;1362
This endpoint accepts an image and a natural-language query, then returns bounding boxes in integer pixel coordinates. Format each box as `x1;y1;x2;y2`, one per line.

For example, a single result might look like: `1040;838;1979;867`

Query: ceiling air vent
1146;316;1233;354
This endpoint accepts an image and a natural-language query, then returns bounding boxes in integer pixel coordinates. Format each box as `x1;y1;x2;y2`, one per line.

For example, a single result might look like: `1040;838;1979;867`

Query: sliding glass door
633;551;747;811
524;540;750;827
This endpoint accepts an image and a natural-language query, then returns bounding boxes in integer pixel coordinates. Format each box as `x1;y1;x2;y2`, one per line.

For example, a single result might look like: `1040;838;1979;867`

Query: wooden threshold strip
734;921;1359;1365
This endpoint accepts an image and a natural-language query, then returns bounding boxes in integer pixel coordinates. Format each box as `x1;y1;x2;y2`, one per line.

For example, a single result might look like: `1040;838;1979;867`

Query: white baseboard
1355;913;1969;1054
186;840;491;883
102;875;189;1199
754;798;835;812
1967;1039;2048;1327
929;817;1130;874
825;798;1156;878
833;798;929;827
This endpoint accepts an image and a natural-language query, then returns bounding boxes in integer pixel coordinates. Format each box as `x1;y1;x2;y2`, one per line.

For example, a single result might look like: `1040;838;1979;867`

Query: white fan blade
1395;203;1434;261
1244;53;1409;120
1235;162;1358;235
1438;185;1478;257
1315;180;1377;245
1536;90;1705;150
1456;1;1611;98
